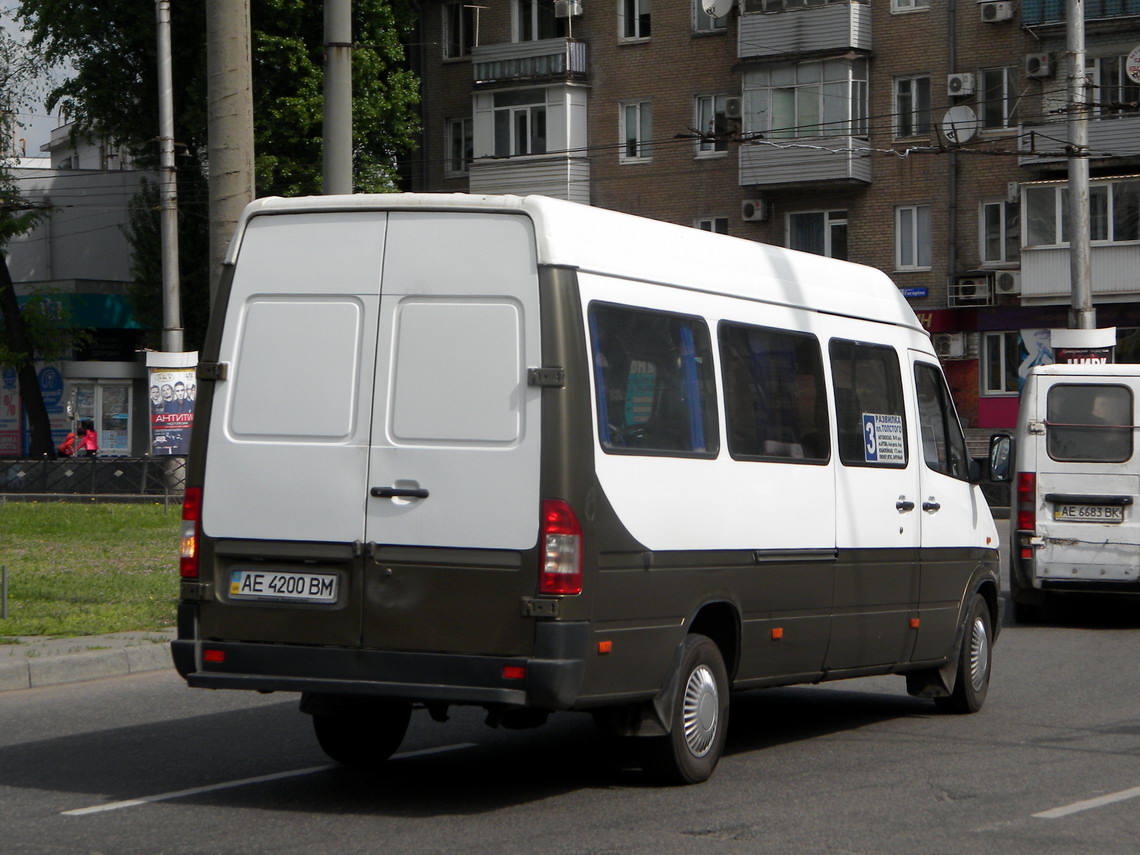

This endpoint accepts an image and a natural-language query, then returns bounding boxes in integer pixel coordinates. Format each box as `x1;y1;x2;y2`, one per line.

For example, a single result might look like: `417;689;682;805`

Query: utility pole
1065;0;1095;330
155;0;182;353
206;0;255;304
324;0;353;194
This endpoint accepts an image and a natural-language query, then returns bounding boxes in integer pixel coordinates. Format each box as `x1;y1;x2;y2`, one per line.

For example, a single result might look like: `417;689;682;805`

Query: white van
173;194;1001;784
1002;363;1139;621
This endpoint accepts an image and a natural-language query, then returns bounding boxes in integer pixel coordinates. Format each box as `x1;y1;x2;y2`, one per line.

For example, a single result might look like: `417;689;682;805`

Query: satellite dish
702;0;733;19
941;106;978;145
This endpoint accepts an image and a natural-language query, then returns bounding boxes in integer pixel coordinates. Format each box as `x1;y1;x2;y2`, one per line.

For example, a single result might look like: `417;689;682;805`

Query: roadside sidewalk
0;629;176;693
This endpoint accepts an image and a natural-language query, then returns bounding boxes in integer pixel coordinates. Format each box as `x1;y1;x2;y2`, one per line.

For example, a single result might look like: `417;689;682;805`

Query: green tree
1;21;57;456
18;0;421;349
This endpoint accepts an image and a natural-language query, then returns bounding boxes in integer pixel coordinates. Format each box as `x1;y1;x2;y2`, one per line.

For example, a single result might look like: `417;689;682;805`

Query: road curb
0;632;175;692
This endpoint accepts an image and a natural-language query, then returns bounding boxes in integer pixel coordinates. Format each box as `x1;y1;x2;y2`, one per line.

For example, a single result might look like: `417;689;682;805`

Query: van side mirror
988;434;1013;482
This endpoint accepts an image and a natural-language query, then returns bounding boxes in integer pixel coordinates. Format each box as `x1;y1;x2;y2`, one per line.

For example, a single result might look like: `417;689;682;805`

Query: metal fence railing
0;456;187;499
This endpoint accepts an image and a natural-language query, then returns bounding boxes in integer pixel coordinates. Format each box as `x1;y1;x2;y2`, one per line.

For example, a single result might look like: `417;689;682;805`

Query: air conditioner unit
1025;53;1053;78
947;73;976;97
741;199;769;222
981;1;1014;22
995;270;1022;295
949;275;992;307
725;97;743;119
935;332;967;360
554;0;583;17
1007;181;1020;204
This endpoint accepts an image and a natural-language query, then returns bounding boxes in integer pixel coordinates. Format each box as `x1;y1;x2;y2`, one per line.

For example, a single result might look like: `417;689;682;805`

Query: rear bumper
172;620;590;710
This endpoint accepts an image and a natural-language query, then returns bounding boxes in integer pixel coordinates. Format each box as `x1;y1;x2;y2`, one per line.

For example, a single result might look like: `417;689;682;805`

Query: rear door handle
922;501;941;512
371;486;429;499
896;500;915;512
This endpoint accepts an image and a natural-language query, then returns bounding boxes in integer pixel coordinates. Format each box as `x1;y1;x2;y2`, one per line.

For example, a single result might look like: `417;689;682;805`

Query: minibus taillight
180;487;202;578
1016;472;1036;534
539;499;582;596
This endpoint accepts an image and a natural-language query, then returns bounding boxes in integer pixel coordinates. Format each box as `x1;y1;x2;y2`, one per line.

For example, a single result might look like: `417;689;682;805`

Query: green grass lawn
0;501;180;640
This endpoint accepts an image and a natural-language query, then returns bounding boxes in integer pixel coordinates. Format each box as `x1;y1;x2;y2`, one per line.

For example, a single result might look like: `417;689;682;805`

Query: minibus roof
235;193;925;334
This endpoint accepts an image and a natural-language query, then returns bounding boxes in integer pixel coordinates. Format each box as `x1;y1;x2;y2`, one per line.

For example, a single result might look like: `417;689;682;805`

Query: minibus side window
829;340;908;467
1046;383;1133;462
719;322;829;463
914;362;970;480
589;303;719;457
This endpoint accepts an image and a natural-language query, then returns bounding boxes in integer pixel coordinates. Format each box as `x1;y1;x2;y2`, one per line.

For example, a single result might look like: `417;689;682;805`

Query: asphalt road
1;588;1137;855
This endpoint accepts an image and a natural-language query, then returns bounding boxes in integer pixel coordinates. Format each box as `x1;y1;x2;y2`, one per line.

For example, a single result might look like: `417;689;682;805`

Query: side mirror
988;434;1013;482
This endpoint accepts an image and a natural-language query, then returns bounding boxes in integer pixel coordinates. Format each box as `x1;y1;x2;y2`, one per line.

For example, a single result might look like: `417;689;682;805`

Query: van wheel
640;634;729;785
935;594;992;714
312;699;412;769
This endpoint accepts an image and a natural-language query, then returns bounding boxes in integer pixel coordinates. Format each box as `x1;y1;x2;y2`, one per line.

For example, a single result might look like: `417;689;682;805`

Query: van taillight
180;487;202;578
539;499;582;596
1016;472;1036;534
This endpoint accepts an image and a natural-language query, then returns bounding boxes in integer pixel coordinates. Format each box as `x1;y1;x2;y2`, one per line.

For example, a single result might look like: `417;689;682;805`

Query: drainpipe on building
947;0;958;287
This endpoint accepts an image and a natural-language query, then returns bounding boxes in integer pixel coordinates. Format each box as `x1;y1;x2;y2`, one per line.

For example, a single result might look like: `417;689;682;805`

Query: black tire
312;699;412;769
935;594;992;714
640;634;729;785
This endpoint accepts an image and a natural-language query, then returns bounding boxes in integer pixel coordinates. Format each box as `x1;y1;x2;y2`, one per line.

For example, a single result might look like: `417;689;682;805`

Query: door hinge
197;361;229;382
527;367;565;388
1028;420;1046;435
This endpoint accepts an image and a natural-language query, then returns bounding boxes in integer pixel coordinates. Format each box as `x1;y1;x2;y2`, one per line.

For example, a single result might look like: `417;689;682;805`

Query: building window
694;95;729;154
894;75;931;138
983;332;1021;395
788;210;848;259
695;0;727;31
444;0;475;59
515;0;565;42
895;204;932;270
1088;55;1140;117
979;67;1018;130
620;0;651;40
891;0;930;10
981;200;1020;264
743;59;868;140
1025;179;1140;246
620;100;653;162
697;217;729;234
446;117;473;176
493;90;547;156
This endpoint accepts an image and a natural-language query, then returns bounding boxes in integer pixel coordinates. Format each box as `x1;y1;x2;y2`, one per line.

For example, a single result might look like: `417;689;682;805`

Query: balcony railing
472;38;587;86
1019;115;1140;166
739;136;872;187
738;2;871;61
1022;0;1140;26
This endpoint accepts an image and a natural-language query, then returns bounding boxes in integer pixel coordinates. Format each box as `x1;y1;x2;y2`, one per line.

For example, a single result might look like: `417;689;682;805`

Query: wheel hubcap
968;616;990;693
682;664;719;757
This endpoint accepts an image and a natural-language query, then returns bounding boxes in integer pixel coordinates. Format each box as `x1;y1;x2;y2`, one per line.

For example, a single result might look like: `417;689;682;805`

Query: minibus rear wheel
311;698;413;768
639;633;729;785
935;594;992;714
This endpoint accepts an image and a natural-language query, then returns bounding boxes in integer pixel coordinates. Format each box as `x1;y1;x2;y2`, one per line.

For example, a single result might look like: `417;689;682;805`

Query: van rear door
199;209;543;656
360;212;542;654
1035;377;1138;584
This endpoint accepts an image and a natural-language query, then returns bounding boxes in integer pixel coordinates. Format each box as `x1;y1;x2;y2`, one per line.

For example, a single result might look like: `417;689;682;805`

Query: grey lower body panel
172;620;590;710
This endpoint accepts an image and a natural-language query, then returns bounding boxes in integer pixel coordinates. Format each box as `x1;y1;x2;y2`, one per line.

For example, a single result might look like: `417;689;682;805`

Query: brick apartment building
409;0;1140;431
